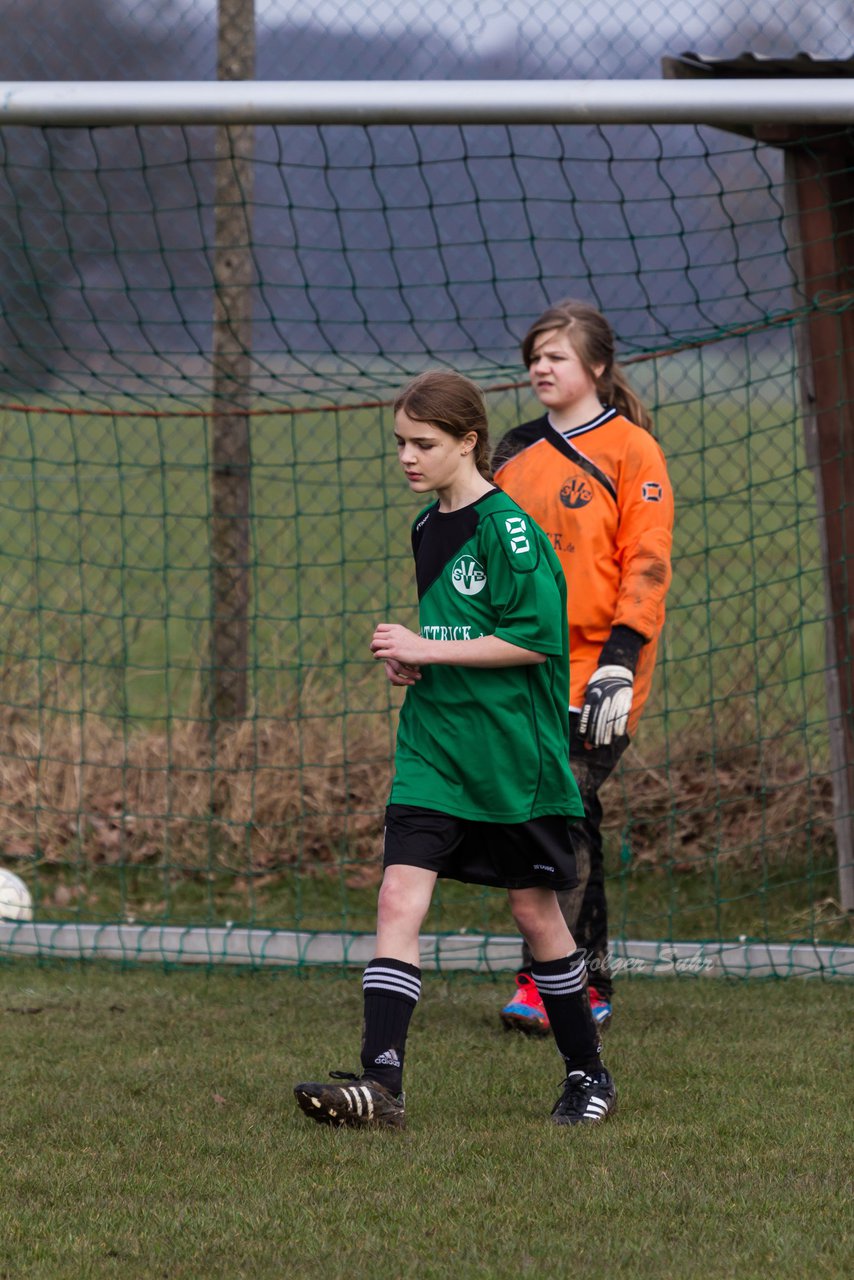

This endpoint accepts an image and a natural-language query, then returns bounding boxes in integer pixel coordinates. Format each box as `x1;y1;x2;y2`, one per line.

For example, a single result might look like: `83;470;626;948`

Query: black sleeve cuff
598;624;647;674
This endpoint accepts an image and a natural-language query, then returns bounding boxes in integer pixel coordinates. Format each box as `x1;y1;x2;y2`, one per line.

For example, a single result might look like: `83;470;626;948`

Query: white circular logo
451;554;487;596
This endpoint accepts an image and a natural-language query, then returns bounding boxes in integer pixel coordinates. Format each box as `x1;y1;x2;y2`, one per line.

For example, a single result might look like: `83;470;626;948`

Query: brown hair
521;299;653;432
393;370;493;479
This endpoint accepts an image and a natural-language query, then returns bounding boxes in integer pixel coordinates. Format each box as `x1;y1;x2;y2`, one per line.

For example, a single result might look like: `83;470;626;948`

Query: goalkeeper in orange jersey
493;299;674;1033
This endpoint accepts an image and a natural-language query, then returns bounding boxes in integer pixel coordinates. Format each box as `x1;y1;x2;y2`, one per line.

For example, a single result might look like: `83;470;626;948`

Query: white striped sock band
531;956;587;998
363;964;421;1005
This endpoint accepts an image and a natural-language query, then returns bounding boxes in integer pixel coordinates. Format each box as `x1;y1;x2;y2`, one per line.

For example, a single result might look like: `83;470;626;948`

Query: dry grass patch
0;664;392;879
611;716;834;872
0;659;835;888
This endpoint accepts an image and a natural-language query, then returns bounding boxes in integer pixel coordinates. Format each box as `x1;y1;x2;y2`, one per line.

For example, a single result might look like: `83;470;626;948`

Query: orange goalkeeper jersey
493;408;673;735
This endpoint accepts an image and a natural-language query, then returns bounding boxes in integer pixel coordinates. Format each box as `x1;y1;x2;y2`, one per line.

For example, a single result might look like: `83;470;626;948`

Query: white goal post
1;922;852;978
0;78;853;126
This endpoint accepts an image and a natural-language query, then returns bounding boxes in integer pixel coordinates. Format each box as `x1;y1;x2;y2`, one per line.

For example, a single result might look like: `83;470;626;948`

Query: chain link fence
1;1;853;82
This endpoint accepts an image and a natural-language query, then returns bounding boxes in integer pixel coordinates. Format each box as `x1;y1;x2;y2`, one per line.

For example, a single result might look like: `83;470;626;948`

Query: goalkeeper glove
578;665;634;747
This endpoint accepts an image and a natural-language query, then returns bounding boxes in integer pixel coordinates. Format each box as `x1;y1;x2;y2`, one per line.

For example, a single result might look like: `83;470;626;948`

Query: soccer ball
0;868;33;921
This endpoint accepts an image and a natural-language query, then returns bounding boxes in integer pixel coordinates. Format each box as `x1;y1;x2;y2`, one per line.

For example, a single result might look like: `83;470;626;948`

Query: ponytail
600;365;654;434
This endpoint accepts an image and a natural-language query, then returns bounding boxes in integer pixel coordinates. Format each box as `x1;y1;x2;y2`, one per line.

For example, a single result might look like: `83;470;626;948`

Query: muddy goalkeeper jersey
493;409;673;733
389;488;584;823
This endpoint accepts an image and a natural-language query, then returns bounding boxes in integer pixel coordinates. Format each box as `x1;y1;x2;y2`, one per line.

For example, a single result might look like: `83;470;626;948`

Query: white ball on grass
0;868;33;921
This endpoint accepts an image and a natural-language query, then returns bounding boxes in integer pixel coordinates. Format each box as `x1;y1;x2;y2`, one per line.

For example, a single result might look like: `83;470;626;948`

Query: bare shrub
608;716;834;871
0;654;833;880
0;660;391;875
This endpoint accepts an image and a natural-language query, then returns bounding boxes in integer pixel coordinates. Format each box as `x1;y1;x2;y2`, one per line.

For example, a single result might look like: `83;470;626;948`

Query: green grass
26;843;853;948
0;400;417;721
1;961;851;1279
0;377;827;726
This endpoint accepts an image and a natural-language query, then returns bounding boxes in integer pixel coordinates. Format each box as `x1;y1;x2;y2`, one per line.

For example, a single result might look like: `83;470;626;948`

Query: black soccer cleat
294;1071;406;1130
550;1067;617;1126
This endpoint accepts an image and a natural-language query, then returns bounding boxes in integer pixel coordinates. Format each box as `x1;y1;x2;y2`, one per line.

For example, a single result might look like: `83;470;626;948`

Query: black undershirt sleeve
598;624;646;674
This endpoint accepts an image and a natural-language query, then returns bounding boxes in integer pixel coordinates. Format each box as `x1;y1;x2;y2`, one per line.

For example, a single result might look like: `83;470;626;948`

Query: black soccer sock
531;949;603;1075
360;956;422;1095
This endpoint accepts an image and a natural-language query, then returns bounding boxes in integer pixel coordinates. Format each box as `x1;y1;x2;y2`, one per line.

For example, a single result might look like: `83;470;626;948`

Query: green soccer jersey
389;488;584;823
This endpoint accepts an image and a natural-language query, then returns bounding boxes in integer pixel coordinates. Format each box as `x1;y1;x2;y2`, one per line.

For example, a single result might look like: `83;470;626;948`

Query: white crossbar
0;80;853;127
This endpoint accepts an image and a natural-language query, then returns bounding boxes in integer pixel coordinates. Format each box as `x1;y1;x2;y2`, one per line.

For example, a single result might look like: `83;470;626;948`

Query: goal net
0;85;851;976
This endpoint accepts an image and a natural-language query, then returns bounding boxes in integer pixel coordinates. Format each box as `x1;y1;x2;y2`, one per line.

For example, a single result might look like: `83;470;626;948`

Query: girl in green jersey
294;371;616;1129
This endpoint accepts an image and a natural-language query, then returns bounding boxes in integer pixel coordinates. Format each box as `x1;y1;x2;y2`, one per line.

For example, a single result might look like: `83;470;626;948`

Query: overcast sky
248;0;851;47
7;1;852;83
124;0;854;77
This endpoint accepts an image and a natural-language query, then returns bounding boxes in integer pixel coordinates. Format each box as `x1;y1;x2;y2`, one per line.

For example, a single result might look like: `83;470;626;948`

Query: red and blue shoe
589;986;613;1030
500;971;551;1036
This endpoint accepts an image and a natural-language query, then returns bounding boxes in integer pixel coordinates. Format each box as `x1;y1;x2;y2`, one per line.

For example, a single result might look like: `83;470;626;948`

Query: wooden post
785;140;854;912
660;56;854;912
211;0;255;723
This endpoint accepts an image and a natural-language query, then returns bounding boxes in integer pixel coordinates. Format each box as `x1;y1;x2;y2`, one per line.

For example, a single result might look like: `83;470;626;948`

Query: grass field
0;357;827;726
1;960;851;1279
19;834;851;948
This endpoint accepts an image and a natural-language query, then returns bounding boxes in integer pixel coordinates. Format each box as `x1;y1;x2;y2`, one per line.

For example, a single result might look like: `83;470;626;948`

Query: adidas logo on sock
374;1048;401;1068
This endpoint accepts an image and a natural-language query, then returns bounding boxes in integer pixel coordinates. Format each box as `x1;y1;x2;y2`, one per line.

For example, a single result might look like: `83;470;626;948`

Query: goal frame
0;78;853;127
0;76;852;971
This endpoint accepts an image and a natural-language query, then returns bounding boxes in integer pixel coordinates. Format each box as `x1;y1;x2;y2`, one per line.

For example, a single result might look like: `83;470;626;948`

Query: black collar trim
533;417;617;503
548;406;618;439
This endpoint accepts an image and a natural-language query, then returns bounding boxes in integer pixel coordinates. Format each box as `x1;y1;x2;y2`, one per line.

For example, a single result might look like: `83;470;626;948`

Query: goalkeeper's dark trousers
521;713;629;1002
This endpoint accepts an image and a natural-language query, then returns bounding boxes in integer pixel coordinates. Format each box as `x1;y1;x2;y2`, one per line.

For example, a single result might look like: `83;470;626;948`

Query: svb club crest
559;476;593;509
451;555;487;595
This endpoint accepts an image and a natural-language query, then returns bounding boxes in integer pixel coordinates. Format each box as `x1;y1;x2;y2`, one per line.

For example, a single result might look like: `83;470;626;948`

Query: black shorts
383;804;580;891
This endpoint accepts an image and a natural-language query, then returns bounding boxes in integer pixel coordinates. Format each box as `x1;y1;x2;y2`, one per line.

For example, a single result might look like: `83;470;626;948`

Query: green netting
0;116;851;976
